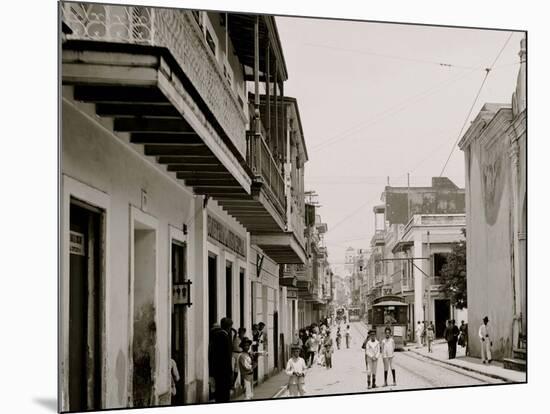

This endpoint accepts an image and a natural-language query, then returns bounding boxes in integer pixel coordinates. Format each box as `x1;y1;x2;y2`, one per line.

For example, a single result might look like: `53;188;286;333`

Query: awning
373;300;408;307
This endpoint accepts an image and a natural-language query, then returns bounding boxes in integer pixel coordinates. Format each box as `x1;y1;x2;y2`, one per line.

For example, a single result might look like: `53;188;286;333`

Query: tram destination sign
207;215;246;257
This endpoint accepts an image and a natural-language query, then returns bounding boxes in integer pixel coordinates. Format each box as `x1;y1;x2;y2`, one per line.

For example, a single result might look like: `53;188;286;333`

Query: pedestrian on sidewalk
336;327;342;350
209;318;234;402
345;325;351;349
286;345;307;397
365;330;380;389
232;327;246;388
459;320;469;356
444;320;460;359
416;321;423;346
426;321;435;353
305;331;317;368
479;316;493;364
238;338;256;400
381;327;396;386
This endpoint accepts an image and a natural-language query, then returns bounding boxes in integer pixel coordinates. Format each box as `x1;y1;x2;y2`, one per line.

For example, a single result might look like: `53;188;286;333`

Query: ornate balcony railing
61;2;248;156
246;130;286;216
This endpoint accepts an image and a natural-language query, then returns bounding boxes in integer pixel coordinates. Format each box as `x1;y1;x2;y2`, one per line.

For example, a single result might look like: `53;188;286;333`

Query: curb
408;348;518;383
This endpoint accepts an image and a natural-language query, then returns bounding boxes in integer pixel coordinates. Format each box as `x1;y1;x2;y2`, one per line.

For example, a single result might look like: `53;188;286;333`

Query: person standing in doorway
365;330;380;389
345;325;351;349
479;316;493;364
426;321;435;353
286;345;307;397
381;327;396;386
232;327;246;389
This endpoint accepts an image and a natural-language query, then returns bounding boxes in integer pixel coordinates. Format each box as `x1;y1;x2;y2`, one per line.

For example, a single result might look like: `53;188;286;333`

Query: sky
275;17;523;276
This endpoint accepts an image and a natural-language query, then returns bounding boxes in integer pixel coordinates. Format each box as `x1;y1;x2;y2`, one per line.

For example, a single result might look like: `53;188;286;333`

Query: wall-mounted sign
172;280;192;307
287;289;298;299
207;215;246;257
70;231;85;256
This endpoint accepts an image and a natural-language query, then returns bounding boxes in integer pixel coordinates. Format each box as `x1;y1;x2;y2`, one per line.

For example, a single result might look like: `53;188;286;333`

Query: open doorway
68;199;103;412
131;213;157;408
434;299;451;338
171;240;186;405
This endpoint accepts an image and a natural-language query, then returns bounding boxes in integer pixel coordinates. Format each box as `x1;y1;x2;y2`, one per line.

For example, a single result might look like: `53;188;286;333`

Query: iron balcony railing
246;130;286;216
61;2;248;156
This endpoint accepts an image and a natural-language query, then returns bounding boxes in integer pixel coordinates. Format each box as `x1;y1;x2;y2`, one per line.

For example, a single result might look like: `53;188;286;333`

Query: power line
439;31;514;177
304;42;485;71
310;68;478;153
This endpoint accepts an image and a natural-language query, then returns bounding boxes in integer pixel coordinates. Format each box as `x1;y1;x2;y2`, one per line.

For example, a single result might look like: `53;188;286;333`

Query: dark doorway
434;299;451;338
239;269;245;329
68;200;102;412
225;261;233;319
208;254;218;330
171;241;186;405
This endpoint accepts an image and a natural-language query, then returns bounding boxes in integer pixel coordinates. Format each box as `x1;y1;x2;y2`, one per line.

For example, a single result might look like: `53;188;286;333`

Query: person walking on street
237;338;256;400
426;321;435;353
336;327;342;350
479;316;493;364
305;331;317;368
286;345;307;397
323;330;334;369
345;325;351;349
381;327;396;386
232;327;246;388
365;330;380;389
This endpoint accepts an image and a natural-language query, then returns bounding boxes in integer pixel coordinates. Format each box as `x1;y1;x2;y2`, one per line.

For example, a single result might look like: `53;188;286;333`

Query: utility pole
426;230;431;324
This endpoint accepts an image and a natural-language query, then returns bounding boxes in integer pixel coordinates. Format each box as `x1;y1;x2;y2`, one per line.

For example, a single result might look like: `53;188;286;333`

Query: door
225;261;233;320
435;299;451;338
208;254;218;330
239;269;245;329
68;200;102;411
273;311;279;370
171;241;186;405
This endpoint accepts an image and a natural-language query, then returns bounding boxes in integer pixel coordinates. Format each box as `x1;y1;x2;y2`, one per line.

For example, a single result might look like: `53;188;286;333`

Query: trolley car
369;295;408;349
348;306;362;322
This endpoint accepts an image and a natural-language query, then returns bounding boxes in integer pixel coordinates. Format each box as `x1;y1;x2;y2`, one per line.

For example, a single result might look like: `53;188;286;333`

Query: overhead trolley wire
439;31;515;177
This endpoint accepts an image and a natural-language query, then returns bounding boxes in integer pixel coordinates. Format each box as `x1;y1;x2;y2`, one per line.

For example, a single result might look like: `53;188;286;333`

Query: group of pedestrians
362;327;397;389
415;320;436;352
208;318;267;402
297;320;335;369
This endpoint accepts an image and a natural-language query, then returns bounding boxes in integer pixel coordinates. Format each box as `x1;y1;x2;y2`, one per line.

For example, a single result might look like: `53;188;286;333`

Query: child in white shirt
286;345;307;396
365;330;380;389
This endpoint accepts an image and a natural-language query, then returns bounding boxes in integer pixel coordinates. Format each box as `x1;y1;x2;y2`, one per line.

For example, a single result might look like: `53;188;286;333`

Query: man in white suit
478;316;493;364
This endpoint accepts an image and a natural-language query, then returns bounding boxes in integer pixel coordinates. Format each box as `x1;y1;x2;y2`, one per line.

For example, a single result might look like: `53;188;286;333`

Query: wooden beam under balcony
175;171;233;179
144;145;212;156
183;179;240;187
114;118;197;134
193;187;248;195
95;103;181;118
74;85;169;104
130;133;202;145
160;157;218;165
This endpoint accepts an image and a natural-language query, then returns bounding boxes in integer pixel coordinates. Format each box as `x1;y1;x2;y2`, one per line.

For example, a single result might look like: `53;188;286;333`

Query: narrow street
271;323;501;399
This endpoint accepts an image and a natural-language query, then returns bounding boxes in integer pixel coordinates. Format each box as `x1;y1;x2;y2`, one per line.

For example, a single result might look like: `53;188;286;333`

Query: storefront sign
287;289;298;299
207;215;246;257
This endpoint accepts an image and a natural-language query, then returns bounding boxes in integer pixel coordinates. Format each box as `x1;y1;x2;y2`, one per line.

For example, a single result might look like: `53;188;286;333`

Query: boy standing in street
365;330;380;389
381;327;396;386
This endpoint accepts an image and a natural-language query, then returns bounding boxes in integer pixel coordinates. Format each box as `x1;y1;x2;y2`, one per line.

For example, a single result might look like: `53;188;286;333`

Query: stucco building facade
458;37;526;363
